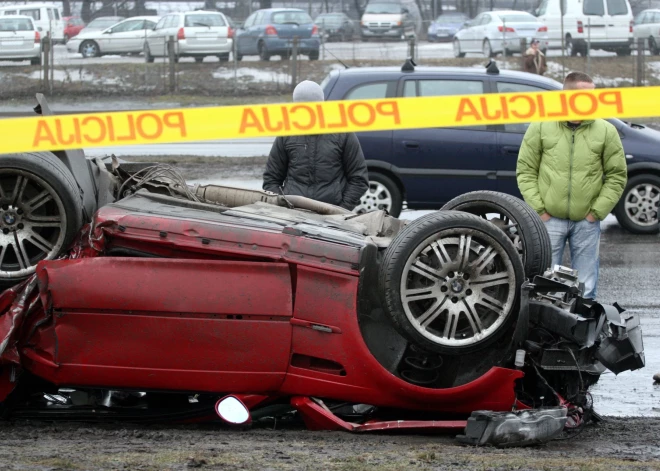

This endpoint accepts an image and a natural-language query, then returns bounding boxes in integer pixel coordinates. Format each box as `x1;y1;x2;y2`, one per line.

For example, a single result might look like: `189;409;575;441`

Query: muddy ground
0;417;659;470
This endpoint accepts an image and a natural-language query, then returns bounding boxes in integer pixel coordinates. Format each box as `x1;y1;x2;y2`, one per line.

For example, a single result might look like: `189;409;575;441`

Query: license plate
195;34;215;39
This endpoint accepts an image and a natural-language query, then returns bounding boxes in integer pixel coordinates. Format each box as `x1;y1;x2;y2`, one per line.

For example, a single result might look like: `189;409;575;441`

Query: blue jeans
543;217;601;299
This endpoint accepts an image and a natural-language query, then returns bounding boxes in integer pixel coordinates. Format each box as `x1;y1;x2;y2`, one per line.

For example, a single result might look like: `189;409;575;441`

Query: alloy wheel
0;170;67;279
81;41;98;58
399;229;516;348
354;181;392;214
624;183;660;227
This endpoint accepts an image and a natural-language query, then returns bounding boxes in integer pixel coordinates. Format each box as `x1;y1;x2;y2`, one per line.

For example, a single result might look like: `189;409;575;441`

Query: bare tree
62;0;71;16
81;0;92;22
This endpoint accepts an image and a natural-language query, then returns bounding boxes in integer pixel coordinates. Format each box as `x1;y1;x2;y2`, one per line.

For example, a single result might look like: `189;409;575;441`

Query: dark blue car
321;62;660;234
235;8;320;61
427;12;469;42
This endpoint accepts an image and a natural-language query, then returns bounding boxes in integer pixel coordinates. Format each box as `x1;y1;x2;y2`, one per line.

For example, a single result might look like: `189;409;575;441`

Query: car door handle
502;146;520;155
403;140;419;149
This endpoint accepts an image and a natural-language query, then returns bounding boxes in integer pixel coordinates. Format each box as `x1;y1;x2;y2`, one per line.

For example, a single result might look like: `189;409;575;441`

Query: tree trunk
62;0;71;16
260;0;272;9
81;0;92;22
354;0;365;17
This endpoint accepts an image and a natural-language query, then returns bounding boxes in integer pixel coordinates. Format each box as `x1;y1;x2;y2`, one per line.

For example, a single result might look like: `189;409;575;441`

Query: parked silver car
633;9;660;55
66;16;159;58
144;10;233;63
453;10;549;58
0;15;41;65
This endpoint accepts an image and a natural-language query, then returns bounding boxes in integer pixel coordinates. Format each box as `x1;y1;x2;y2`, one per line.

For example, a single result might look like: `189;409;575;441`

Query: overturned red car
0;98;645;446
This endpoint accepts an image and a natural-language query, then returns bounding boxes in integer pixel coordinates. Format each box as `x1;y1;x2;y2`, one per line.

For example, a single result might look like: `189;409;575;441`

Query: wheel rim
624;183;660;227
354;181;392;214
0;170;67;279
400;228;516;348
82;42;96;57
453;40;461;56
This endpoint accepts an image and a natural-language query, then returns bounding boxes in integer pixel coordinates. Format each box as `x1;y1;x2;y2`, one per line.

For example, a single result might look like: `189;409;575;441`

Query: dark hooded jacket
262;133;369;210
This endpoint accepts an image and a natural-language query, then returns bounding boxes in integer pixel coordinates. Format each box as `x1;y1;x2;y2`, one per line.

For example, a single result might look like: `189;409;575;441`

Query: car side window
344;82;395;100
606;0;628;16
154;17;167;30
583;0;605;16
635;12;647;24
481;14;491;25
404;79;486;130
19;9;40;21
47;9;54;20
243;13;255;28
653;12;660;23
496;81;548;133
254;12;265;25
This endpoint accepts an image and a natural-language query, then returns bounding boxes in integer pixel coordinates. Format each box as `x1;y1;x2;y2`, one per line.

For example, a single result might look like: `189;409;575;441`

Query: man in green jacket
516;72;627;299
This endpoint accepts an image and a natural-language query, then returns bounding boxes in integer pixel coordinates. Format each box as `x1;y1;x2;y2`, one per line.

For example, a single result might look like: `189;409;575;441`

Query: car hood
362;13;403;22
73;29;102;40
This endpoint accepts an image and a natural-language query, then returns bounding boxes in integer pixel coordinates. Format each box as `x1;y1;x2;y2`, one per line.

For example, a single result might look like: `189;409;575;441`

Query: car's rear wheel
309;50;319;60
380;211;524;355
354;173;403;217
194;57;203;63
614;174;660;234
616;47;631;56
442;191;552;280
0;153;83;288
80;40;99;58
218;53;230;62
482;38;494;58
258;41;270;61
453;39;465;58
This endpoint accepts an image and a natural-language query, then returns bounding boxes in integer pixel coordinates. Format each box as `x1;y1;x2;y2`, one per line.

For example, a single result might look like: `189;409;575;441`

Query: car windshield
0;18;32;31
185;14;226;27
498;13;537;23
435;14;466;23
365;3;402;14
87;18;121;29
271;11;313;25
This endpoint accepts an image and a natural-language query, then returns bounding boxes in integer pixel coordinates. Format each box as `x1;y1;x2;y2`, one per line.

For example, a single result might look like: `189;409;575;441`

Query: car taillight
34;30;40;43
177;27;185;40
497;26;515;32
630;20;633;33
311;24;318;35
265;25;277;36
537;25;547;32
577;20;584;34
228;26;233;38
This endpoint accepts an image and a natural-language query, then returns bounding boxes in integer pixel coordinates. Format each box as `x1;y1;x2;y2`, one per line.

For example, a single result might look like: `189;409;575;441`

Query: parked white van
535;0;633;56
0;4;64;43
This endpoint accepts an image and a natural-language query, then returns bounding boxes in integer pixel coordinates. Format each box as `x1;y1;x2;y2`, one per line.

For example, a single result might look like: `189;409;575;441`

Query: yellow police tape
2;86;658;154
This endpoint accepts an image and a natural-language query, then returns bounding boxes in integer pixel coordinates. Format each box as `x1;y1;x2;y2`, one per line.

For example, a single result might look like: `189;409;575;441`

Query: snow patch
212;67;290;83
28;69;121;85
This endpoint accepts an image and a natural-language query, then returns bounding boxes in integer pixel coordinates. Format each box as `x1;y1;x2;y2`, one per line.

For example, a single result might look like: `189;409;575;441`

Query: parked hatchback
67;16;159;58
144;10;233;63
633;9;660;55
0;4;64;43
321;62;660;234
427;12;469;42
63;16;84;42
0;15;41;65
454;10;548;57
235;8;320;61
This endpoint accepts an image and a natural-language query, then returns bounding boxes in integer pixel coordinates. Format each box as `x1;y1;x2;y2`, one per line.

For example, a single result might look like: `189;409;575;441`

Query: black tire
616;47;631;56
355;172;403;217
194;57;204;63
258;41;270;61
379;210;524;355
144;43;154;63
613;174;660;234
483;38;494;58
218;54;230;62
453;39;465;58
235;51;243;61
442;191;552;280
650;37;659;56
30;55;41;66
80;40;99;58
309;50;319;61
0;152;83;289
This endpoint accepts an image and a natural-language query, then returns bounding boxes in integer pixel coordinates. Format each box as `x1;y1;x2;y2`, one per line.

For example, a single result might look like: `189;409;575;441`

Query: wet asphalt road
190;176;660;417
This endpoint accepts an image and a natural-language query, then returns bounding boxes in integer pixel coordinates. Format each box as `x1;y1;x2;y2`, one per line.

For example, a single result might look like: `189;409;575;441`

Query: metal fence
1;29;659;99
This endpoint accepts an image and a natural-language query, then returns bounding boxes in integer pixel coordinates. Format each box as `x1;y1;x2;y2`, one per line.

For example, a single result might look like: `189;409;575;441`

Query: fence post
42;34;50;95
167;35;176;93
636;37;645;86
291;36;299;92
519;38;526;70
233;35;238;95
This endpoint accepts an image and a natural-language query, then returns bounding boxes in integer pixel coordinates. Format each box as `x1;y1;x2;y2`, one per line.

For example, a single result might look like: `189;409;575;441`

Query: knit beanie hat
292;80;325;102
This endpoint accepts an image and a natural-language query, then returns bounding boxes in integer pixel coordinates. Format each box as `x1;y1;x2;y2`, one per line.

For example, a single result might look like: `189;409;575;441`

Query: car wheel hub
354;181;392;214
0;170;67;278
400;230;515;347
624;183;660;226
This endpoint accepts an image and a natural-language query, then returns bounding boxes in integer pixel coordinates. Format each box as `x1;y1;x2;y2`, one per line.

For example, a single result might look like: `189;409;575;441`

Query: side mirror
215;396;251;425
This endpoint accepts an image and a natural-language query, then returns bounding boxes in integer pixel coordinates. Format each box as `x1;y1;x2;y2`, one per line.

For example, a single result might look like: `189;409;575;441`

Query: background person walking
516;72;627;299
523;39;547;75
263;80;369;211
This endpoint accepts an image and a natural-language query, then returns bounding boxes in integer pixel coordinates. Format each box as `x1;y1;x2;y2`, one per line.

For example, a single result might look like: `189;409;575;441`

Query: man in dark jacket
262;80;369;211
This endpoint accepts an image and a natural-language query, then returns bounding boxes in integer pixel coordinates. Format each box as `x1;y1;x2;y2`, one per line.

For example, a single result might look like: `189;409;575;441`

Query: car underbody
0;96;647;447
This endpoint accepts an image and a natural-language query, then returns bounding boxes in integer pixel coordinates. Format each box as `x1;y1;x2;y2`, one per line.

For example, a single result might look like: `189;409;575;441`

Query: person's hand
540;212;551;222
586;213;597;223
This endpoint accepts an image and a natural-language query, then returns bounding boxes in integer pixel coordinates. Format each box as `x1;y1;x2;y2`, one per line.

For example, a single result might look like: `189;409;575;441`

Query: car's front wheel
0;152;83;289
380;210;524;355
354;173;403;217
614;174;660;234
453;38;465;58
258;41;270;61
80;40;99;58
482;38;494;58
650;37;659;55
